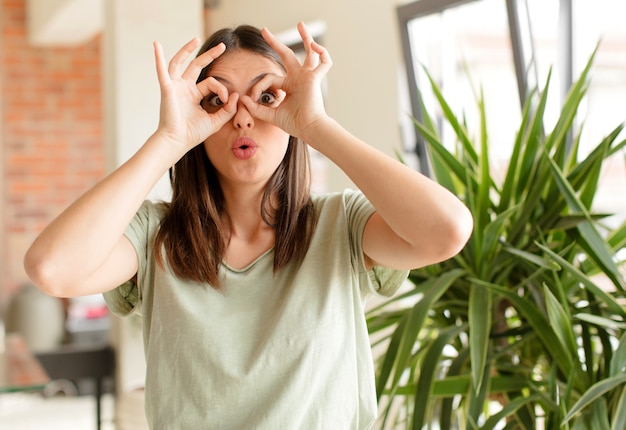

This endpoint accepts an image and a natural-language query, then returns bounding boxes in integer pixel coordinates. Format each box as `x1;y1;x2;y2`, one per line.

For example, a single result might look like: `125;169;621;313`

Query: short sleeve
103;279;139;317
342;190;409;297
102;200;162;317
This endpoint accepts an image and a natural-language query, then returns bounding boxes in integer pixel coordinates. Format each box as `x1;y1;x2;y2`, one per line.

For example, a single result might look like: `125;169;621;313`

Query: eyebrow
211;73;271;87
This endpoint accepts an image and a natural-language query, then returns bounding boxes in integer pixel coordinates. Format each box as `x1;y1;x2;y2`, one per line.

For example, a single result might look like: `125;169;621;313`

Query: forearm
24;133;181;292
303;118;472;261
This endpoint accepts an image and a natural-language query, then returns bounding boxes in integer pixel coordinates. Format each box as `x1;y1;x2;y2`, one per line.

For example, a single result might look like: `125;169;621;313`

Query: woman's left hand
240;22;332;143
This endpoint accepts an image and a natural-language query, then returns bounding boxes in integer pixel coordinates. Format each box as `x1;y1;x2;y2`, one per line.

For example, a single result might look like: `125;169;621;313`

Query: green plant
367;48;626;429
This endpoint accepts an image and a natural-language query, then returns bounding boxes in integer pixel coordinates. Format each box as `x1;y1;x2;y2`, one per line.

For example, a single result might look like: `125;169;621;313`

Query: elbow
404;205;473;269
443;205;474;258
23;248;69;298
426;205;473;264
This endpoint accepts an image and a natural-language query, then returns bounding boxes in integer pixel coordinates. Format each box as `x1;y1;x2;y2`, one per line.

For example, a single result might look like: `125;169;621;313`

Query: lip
232;136;258;160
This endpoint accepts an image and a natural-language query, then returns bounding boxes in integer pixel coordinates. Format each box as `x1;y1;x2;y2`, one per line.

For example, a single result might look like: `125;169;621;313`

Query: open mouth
233;136;257;150
232;137;258;159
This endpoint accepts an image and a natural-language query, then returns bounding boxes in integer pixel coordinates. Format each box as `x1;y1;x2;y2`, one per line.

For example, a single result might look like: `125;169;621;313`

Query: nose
233;100;254;129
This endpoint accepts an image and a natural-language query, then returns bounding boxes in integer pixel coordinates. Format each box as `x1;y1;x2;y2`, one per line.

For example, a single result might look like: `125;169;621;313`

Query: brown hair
153;25;316;288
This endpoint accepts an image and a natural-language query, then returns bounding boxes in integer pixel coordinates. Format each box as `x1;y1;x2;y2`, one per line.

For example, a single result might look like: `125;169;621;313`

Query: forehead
208;50;284;81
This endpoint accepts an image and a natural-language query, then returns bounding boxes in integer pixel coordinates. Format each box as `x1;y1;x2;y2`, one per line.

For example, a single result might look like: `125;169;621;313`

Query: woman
24;22;472;429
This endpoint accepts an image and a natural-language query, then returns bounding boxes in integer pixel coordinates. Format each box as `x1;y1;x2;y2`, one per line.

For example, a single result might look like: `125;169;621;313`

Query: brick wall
1;0;104;301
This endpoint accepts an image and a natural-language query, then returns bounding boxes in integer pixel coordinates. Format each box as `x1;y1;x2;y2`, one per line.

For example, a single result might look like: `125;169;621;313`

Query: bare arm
24;136;179;297
303;119;473;270
24;39;238;297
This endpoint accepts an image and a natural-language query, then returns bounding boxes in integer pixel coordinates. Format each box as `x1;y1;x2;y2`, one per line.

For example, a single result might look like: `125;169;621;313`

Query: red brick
1;0;104;298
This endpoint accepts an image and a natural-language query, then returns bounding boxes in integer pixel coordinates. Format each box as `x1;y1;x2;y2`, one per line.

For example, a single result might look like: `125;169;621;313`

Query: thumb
211;93;239;127
241;95;275;124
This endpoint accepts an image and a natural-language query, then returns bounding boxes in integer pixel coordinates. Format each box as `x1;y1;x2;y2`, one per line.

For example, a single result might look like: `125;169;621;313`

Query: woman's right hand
153;38;238;157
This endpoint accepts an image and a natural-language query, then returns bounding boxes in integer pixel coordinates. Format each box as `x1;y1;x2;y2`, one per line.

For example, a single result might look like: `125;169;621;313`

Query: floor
0;392;115;430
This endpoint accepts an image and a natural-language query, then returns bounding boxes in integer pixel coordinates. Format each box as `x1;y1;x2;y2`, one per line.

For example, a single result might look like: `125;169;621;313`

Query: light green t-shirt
104;189;408;430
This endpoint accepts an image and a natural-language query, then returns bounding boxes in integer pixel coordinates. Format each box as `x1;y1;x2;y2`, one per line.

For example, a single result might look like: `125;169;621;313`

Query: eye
205;93;225;108
258;91;277;105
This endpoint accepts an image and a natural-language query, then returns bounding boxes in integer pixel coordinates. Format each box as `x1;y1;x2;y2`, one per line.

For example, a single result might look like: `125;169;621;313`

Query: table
0;333;50;393
35;343;115;430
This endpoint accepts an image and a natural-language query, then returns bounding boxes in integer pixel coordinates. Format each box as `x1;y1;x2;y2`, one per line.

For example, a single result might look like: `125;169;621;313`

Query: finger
168;37;201;78
311;40;333;75
181;42;226;81
210;92;239;127
272;89;287;107
197;76;229;102
261;27;301;70
154;41;170;87
297;22;318;69
240;95;275;124
249;74;285;102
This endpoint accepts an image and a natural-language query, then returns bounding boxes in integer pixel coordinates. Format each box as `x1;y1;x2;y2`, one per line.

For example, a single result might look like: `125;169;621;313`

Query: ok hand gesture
240;22;333;144
153;38;238;156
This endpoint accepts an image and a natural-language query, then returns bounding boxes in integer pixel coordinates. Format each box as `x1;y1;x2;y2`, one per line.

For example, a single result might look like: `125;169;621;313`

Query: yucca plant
368;48;626;429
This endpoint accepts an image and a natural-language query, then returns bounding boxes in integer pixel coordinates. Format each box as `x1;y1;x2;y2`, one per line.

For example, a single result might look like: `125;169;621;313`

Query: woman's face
201;49;289;191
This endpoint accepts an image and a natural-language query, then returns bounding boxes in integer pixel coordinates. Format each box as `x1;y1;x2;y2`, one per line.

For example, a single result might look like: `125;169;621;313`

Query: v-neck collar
221;247;275;274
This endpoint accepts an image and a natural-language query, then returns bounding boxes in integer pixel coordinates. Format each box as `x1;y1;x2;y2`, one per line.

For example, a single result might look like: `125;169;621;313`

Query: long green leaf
503;245;561;271
438;349;469;430
470;279;575;376
412;325;465;430
480;208;519;273
498;87;535;212
482;394;544;430
544;44;598;155
544;285;580;372
562;374;626;426
574;313;626;331
545;155;626;290
413;119;477;192
574;126;624;207
426;375;535;397
414;88;459;195
610;332;626;377
469;283;491;392
375;269;465;401
535;242;625;317
515;70;551;201
475;86;492;244
611;386;626;430
422;66;479;165
588;398;611;430
467;361;491;429
607;220;626;253
375;313;407;403
541;131;616;229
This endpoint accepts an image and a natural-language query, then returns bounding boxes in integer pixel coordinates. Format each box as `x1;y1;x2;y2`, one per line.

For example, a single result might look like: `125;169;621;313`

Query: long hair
153;25;316;289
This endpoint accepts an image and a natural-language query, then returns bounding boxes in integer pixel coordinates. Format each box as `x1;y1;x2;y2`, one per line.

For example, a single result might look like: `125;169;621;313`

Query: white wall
207;0;406;191
0;5;4;310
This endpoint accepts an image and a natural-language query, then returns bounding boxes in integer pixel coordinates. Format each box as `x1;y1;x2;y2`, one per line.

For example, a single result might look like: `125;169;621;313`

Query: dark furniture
35;343;115;430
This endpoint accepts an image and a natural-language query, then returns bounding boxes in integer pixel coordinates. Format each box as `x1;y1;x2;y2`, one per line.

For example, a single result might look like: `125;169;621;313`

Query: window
398;0;625;224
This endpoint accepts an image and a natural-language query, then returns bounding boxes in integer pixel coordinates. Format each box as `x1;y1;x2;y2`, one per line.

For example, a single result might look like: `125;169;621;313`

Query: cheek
273;130;291;152
202;127;228;155
274;136;291;163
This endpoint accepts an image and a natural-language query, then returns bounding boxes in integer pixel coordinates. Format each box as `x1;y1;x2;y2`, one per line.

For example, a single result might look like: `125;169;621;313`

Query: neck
221;183;274;242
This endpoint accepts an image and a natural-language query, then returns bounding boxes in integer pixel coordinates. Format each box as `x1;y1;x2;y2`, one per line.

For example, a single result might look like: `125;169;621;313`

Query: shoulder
125;200;170;247
310;189;375;244
311;189;369;213
136;199;169;219
129;200;170;232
